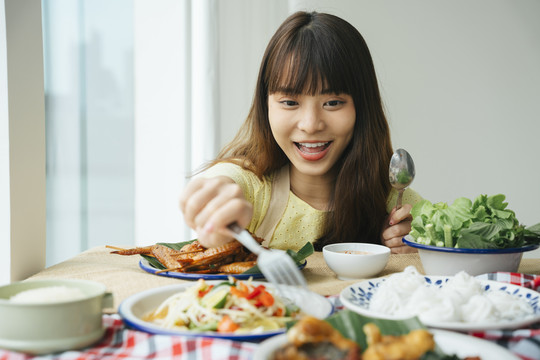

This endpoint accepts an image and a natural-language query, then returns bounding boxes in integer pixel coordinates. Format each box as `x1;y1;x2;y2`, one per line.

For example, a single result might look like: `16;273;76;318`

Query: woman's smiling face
268;91;356;179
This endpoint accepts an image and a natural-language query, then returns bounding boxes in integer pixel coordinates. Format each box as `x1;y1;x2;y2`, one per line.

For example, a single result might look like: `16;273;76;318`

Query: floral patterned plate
339;275;540;331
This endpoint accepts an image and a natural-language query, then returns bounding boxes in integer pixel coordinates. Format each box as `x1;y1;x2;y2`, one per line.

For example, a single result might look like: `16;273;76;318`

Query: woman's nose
297;106;324;133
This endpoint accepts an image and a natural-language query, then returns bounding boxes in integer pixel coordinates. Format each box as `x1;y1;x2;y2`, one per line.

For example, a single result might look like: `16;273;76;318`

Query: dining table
1;245;539;360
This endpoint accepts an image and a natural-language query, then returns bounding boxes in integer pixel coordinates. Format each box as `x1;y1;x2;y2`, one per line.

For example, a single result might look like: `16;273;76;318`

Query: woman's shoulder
200;161;247;178
200;161;271;190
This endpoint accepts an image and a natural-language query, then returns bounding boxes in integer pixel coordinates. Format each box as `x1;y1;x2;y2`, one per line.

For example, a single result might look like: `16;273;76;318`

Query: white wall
219;0;540;256
217;0;290;146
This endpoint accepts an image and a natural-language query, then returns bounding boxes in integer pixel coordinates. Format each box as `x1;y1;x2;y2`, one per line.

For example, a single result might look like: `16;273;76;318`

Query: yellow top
201;163;422;251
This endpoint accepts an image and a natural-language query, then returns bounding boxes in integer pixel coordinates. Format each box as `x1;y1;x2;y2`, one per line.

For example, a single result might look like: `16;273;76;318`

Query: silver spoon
389;148;416;209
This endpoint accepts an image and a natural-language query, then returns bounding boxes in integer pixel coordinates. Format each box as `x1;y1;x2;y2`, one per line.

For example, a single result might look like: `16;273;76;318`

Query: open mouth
294;141;331;154
294;141;332;161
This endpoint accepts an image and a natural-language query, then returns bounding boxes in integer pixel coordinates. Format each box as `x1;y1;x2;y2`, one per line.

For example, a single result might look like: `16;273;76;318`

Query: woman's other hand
381;204;417;254
179;176;253;248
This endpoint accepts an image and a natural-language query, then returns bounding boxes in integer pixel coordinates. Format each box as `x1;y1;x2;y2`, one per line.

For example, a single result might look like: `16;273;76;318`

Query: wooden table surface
26;246;540;312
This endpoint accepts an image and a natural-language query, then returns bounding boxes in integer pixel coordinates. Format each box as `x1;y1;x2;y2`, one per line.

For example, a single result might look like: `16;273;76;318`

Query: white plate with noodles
253;329;520;360
340;267;540;332
119;279;333;341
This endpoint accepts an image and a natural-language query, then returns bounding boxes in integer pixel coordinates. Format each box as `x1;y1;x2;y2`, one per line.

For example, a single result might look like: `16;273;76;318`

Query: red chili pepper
198;284;214;298
246;285;265;300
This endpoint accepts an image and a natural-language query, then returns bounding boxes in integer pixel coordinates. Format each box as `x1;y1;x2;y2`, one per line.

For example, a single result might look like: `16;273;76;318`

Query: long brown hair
209;11;393;249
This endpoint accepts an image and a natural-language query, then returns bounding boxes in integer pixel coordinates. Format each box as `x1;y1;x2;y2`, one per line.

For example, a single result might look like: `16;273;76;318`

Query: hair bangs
265;27;354;96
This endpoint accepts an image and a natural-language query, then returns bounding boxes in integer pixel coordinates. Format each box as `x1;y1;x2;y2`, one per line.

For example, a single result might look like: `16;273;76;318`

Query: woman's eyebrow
272;87;339;95
272;87;297;94
320;89;338;95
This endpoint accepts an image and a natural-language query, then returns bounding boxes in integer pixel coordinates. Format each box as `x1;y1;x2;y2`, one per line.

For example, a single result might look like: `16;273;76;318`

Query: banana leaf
141;240;314;275
243;242;313;274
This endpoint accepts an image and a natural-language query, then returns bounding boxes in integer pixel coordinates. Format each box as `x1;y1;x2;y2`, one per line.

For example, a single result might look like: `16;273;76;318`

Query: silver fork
228;223;307;288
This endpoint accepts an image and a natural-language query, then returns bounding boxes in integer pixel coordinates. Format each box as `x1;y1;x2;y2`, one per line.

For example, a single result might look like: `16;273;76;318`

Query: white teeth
298;142;328;148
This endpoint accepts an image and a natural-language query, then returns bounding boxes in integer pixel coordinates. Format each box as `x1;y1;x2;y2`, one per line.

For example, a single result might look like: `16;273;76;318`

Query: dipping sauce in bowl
340;250;372;255
323;243;390;280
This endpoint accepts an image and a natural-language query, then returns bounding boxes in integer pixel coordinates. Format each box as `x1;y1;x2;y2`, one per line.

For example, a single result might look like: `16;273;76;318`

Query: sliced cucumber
285;303;300;316
214;281;236;288
201;287;229;309
189;321;218;332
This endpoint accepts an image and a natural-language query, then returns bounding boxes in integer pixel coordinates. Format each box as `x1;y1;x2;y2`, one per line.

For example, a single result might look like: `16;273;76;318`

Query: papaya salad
143;277;302;334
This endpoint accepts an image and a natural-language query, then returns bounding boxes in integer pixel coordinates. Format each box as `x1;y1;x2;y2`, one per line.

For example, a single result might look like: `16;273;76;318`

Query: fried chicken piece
151;244;185;269
272;316;361;360
362;323;435;360
218;261;258;274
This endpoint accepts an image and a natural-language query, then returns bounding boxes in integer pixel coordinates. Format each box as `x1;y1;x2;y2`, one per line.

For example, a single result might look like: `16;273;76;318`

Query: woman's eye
326;100;342;106
280;100;298;107
324;100;344;108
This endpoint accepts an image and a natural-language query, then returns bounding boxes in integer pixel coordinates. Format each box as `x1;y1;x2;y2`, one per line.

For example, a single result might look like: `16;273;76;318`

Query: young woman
180;11;421;254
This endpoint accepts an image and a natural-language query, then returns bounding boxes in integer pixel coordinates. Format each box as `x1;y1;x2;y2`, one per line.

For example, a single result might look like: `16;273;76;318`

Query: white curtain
133;0;290;247
43;0;290;267
44;0;136;266
134;0;221;247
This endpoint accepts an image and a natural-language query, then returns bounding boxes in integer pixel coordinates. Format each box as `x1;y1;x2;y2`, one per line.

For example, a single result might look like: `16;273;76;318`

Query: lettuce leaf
410;194;540;249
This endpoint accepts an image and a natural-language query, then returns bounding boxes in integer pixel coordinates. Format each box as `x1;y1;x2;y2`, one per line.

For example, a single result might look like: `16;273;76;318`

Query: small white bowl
0;279;113;355
322;243;390;280
403;236;540;276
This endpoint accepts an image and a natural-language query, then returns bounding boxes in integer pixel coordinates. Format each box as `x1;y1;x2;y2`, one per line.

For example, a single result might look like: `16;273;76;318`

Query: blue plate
119;281;333;341
403;236;539;254
139;258;307;281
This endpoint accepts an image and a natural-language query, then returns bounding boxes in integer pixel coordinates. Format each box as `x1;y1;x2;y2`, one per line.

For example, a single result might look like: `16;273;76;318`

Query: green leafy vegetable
142;240;314;273
396;169;413;185
409;194;540;249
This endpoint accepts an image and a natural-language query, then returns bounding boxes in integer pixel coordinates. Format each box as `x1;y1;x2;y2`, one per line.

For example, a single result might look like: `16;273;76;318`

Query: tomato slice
274;307;284;317
258;290;274;307
230;286;248;298
217;315;240;333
